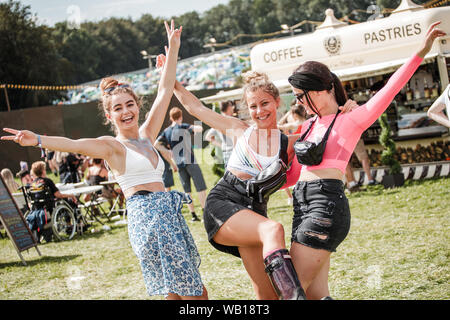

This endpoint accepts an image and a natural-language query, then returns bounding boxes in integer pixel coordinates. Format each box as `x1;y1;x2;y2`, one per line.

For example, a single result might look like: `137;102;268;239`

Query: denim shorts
203;172;267;258
291;179;351;252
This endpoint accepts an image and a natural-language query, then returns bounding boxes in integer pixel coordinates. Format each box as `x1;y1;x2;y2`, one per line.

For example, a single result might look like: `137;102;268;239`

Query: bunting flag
0;84;95;90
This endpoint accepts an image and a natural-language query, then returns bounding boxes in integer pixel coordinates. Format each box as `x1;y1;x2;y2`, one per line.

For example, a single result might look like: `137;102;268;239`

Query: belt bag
247;159;287;203
294;110;340;166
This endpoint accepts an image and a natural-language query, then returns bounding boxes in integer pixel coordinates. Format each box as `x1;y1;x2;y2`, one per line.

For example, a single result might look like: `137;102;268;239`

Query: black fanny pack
294;110;340;166
247;158;287;203
224;133;289;203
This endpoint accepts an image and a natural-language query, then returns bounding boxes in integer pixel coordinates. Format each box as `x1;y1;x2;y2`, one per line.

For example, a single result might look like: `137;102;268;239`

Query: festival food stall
201;0;450;168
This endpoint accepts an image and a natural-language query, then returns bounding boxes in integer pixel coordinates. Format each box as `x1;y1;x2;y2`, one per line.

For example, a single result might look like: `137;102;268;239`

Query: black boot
191;211;200;222
264;249;306;300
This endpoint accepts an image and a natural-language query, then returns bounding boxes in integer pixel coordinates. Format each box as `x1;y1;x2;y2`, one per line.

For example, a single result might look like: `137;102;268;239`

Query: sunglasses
103;83;131;94
294;92;306;103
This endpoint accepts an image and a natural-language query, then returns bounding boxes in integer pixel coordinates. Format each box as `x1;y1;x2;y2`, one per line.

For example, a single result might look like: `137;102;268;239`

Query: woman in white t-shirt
427;84;450;128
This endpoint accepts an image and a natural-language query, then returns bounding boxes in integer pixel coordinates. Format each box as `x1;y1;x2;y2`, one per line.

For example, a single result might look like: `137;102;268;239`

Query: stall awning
200;53;438;104
200;88;244;104
333;52;438;81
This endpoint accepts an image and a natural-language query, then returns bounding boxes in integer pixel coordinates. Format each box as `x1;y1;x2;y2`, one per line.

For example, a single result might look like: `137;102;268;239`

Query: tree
379;113;401;175
135;14;166;59
251;0;280;34
0;0;63;110
377;0;431;11
165;11;205;58
52;22;101;84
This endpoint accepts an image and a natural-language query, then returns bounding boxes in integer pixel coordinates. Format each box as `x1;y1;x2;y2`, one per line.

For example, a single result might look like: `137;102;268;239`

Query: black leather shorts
291;179;351;252
203;171;267;258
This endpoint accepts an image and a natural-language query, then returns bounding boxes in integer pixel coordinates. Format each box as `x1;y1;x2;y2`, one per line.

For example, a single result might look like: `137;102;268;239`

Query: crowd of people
56;45;252;105
1;20;448;301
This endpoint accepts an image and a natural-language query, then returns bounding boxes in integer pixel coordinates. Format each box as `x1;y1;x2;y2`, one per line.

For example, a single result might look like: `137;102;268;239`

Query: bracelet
36;135;42;148
35;134;46;159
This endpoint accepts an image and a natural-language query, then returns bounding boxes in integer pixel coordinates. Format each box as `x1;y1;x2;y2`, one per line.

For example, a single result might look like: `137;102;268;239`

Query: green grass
1;148;449;300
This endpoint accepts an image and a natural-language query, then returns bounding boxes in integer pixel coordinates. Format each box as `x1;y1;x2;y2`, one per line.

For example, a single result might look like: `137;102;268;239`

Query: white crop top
226;126;281;177
111;138;165;192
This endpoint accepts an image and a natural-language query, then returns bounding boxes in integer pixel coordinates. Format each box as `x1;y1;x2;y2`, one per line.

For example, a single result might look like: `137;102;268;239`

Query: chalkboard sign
0;175;41;265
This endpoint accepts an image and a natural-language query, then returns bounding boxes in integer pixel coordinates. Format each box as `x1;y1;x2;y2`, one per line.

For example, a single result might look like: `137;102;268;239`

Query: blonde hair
98;77;142;132
1;168;19;193
241;71;280;107
31;161;46;178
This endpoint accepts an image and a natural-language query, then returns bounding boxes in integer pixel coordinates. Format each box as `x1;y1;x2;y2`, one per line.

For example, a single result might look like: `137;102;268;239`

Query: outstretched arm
140;20;182;141
1;128;119;166
347;21;446;131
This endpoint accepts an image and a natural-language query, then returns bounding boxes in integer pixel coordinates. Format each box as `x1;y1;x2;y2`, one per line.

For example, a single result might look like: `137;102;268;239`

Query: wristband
35;134;46;159
36;135;42;148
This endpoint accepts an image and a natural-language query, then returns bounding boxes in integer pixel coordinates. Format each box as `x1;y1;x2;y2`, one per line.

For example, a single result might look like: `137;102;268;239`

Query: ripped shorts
291;179;351;252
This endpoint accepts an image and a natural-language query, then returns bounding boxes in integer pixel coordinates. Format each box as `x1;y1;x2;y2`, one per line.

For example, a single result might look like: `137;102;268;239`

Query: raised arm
347;21;446;131
139;20;182;141
173;80;247;139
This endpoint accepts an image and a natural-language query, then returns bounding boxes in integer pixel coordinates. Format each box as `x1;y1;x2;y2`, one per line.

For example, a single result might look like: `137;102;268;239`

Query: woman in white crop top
1;21;208;300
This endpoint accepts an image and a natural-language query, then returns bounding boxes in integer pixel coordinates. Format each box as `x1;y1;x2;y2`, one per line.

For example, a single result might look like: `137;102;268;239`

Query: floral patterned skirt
126;191;203;297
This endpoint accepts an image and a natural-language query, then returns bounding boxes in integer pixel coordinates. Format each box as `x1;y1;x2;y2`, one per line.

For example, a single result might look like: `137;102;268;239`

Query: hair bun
100;77;119;94
242;71;268;85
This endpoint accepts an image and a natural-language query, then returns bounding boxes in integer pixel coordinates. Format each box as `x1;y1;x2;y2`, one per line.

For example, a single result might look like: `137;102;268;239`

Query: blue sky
3;0;230;25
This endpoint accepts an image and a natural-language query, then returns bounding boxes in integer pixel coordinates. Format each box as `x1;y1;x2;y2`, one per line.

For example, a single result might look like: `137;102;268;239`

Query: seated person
16;169;33;186
26;161;77;242
84;158;124;209
1;168;19;193
56;152;82;184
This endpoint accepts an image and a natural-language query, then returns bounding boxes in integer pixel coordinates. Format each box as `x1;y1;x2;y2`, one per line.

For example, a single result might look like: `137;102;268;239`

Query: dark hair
289;61;347;116
220;100;234;113
93;158;102;165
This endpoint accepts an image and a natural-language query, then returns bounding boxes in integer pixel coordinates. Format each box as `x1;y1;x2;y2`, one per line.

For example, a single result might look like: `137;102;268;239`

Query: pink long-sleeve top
283;53;423;188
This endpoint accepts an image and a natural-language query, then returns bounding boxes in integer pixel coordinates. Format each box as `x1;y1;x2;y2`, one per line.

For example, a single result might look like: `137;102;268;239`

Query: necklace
121;137;158;166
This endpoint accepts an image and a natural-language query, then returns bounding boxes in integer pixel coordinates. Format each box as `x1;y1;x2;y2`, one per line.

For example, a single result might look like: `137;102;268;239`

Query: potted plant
379;113;404;188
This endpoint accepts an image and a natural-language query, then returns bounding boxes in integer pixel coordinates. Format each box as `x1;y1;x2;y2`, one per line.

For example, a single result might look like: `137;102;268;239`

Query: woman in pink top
285;22;445;300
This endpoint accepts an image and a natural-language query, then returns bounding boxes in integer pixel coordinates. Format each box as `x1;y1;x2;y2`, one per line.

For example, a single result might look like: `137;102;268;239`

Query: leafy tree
85;18;147;77
135;14;166;59
52;22;101;83
168;11;205;58
377;0;430;11
0;0;62;110
251;0;280;34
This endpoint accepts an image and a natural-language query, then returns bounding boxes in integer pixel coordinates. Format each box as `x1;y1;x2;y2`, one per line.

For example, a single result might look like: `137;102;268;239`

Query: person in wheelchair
26;161;77;242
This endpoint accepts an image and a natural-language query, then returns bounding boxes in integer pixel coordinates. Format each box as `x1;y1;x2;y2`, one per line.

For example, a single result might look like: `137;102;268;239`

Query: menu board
0;175;40;265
